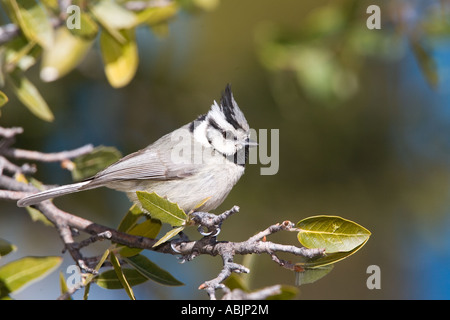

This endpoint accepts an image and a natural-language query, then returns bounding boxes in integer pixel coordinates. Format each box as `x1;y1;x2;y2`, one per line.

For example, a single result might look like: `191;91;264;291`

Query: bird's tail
17;180;93;207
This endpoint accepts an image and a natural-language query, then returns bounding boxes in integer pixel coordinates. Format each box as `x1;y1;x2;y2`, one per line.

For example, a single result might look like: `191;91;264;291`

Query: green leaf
99;28;138;88
117;204;145;233
296;215;371;253
295;241;368;268
152;226;184;248
119;218;162;257
6;0;54;49
59;272;72;300
136;3;178;25
40;27;94;82
95;269;148;290
266;285;298;300
84;248;110;299
90;0;138;31
0;256;62;297
26;206;54;226
136;191;187;227
68;12;99;40
0;239;16;258
71;146;122;181
124;254;184;286
7;69;54;122
0;91;8;108
223;273;249;292
294;265;334;285
124;217;161;238
110;251;135;300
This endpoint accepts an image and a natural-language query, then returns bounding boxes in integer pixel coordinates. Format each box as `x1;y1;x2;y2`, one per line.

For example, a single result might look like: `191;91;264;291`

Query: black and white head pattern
190;84;251;164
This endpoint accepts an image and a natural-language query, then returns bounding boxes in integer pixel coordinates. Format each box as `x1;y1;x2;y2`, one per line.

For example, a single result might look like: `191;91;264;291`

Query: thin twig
0;156;36;175
0;126;326;300
2;144;94;162
0;127;23;138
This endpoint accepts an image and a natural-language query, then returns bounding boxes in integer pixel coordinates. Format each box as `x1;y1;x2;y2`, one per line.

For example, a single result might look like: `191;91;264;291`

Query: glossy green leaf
136;3;178;25
295;241;368;268
59;272;72;300
7;69;54;122
71;146;122;181
223;273;249;292
6;0;54;49
95;268;148;290
90;0;138;31
0;238;16;258
0;256;62;297
296;215;371;253
84;248;110;299
100;29;138;88
124;254;184;286
40;27;94;82
117;204;145;232
125;217;162;238
136;191;187;227
26;206;54;227
266;285;298;300
110;251;135;299
294;265;334;285
0;91;8;108
152;226;184;248
119;218;162;257
68;12;98;40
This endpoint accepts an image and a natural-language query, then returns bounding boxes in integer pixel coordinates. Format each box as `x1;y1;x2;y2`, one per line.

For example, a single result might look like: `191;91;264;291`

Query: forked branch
0;126;324;299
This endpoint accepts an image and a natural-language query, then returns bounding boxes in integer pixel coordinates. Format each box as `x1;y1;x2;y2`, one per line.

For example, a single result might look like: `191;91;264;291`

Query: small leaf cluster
60;202;185;300
0;238;61;299
0;0;218;121
79;192;192;299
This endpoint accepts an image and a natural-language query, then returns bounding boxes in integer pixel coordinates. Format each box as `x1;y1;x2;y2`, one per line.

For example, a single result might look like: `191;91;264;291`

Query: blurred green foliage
0;0;217;120
256;0;448;106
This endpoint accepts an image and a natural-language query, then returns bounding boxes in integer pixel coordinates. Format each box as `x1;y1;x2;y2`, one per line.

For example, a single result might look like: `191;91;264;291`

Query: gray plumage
17;84;252;213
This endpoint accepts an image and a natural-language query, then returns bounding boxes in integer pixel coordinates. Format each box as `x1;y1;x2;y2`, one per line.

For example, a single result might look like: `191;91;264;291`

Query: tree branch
1;144;94;162
0;126;325;299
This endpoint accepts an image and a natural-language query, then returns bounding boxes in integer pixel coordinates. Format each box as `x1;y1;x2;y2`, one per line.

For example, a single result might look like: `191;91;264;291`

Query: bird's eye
222;131;238;141
222;130;234;139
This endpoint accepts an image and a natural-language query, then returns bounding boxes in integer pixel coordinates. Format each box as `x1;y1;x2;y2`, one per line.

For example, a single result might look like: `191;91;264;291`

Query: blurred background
1;0;450;299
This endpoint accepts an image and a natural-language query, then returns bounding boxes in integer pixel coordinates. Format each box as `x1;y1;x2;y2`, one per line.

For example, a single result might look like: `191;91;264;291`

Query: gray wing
83;130;199;188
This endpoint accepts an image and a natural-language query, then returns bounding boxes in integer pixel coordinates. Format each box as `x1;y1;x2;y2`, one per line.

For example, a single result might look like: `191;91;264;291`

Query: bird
17;84;254;214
